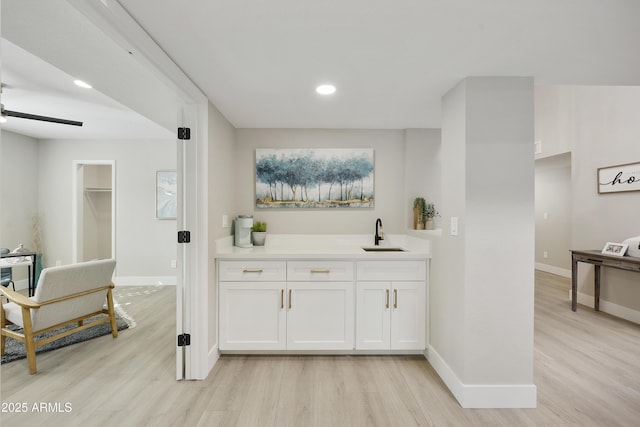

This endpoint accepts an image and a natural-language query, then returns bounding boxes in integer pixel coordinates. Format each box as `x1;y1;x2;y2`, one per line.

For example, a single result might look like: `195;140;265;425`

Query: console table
0;251;37;297
570;250;640;312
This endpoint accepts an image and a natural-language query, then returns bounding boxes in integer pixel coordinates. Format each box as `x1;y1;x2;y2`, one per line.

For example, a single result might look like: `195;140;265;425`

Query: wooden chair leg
21;306;38;374
106;288;118;338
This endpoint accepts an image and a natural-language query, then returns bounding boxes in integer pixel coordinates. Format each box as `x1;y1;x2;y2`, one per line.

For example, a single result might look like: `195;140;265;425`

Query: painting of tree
255;148;374;208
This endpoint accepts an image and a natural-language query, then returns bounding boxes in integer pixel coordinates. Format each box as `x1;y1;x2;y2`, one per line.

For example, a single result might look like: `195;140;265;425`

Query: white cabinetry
219;261;286;350
287;261;354;350
219;260;354;351
356;261;426;350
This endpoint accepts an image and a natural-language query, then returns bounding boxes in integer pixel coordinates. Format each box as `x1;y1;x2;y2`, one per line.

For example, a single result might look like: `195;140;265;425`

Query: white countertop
214;234;433;260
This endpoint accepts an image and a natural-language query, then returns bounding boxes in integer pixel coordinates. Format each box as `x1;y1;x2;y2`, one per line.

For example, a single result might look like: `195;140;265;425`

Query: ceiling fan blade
5;110;83;127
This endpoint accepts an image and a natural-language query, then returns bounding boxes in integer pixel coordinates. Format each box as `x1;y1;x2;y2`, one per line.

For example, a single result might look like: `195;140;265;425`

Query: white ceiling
2;0;640;136
1;38;173;140
118;0;640;129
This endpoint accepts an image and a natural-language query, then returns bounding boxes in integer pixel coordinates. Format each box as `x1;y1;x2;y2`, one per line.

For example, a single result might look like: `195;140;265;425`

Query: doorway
72;161;116;264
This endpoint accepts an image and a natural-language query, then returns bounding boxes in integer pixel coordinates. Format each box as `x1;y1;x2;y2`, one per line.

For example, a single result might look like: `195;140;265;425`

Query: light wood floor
2;272;640;426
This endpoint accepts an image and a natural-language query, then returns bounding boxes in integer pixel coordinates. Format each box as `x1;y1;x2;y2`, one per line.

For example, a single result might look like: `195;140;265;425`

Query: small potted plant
413;197;427;229
252;221;267;246
422;203;440;230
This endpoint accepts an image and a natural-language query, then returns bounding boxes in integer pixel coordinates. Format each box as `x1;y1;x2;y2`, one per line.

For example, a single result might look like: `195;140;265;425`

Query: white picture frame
601;242;628;256
156;170;177;219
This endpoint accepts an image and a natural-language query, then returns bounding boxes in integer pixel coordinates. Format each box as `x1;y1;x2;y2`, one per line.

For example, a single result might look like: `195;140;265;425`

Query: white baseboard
535;263;571;278
114;276;176;286
571;290;640;324
427;345;537;408
208;344;220;374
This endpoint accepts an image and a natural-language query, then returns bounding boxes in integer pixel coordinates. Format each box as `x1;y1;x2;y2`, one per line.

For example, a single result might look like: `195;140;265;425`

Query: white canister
234;215;254;248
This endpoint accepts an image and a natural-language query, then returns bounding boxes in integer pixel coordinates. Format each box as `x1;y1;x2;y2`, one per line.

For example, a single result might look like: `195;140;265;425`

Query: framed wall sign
255;148;374;209
156;170;177;219
597;161;640;194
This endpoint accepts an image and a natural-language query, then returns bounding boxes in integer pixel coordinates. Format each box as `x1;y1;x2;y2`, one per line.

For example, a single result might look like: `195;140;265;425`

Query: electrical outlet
170;259;177;268
543;212;548;220
543;251;548;259
222;214;229;228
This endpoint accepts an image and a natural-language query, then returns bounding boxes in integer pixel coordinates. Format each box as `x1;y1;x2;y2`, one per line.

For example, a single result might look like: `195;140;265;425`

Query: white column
429;77;536;408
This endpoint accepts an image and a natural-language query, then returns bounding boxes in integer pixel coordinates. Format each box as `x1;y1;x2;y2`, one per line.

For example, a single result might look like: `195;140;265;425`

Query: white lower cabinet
219;281;286;350
286;281;354;350
219;259;426;353
356;262;426;351
219;260;354;351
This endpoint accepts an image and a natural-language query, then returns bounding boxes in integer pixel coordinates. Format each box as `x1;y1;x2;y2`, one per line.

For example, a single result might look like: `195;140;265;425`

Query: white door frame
69;1;211;380
71;160;117;264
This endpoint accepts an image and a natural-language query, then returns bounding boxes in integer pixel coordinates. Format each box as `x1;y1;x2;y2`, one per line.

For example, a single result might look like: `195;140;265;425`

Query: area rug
1;300;134;364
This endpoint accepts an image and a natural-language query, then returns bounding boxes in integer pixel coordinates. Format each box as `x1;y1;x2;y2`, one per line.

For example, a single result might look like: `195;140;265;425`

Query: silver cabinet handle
281;289;284;310
289;289;293;309
242;269;263;273
393;289;398;309
310;269;330;273
385;289;389;309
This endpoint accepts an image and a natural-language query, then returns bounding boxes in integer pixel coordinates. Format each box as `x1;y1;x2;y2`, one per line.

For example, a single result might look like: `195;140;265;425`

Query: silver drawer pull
242;269;263;273
310;269;330;273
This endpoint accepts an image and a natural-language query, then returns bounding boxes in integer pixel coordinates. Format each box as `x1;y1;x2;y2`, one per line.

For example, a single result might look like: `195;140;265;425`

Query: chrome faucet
375;218;384;246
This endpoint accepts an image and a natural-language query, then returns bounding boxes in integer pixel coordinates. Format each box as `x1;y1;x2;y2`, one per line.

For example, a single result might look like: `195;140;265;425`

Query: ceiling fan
0;84;83;126
0;103;83;127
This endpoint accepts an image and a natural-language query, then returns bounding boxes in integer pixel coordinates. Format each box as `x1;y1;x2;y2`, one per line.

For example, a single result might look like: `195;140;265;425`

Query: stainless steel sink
362;247;406;252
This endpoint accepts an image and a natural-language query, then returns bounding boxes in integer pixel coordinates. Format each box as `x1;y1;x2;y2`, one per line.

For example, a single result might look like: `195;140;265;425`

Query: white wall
536;85;640;313
235;129;407;235
432;77;536;408
0;131;39;285
36;139;176;282
207;103;236;353
404;129;441;229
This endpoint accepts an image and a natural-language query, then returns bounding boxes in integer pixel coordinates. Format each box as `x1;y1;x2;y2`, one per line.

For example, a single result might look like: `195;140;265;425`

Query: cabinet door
390;281;425;350
219;282;286;350
286;282;354;350
356;281;391;350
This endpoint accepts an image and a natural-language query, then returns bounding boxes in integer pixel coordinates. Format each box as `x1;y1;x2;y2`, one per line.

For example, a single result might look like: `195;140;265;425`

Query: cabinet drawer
357;261;426;281
219;261;286;281
287;261;354;281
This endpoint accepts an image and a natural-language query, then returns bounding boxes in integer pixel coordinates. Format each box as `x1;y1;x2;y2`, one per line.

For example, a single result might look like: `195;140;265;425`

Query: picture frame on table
601;242;628;256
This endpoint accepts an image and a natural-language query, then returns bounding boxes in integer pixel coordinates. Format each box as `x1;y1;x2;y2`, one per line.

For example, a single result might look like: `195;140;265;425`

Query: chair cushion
3;301;23;327
28;259;116;331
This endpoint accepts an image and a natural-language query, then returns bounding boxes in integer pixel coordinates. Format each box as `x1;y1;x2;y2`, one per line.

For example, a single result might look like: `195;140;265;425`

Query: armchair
1;259;118;374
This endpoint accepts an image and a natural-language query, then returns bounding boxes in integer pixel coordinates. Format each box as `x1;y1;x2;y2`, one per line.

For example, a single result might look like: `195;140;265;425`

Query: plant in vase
413;197;427;229
422;203;440;230
251;221;267;246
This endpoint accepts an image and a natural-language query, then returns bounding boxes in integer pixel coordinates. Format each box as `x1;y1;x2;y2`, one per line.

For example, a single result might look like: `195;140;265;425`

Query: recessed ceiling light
74;79;92;89
316;84;336;95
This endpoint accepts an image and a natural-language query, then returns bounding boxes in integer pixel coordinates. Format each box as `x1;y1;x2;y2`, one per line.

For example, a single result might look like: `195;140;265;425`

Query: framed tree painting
255;148;374;209
156;170;177;219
